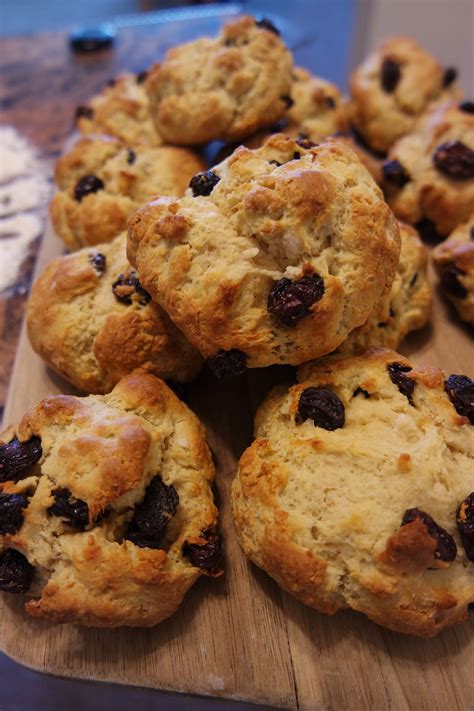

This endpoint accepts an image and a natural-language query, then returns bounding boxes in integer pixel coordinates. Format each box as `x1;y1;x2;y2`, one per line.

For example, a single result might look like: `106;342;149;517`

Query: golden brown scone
339;222;431;352
127;134;400;374
50;135;205;249
348;36;462;153
432;214;474;324
382;101;474;239
75;72;162;146
232;349;474;637
27;233;202;393
0;373;221;627
145;16;293;145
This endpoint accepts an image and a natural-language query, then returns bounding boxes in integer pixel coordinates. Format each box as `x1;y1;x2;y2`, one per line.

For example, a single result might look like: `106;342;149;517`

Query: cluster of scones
1;17;473;636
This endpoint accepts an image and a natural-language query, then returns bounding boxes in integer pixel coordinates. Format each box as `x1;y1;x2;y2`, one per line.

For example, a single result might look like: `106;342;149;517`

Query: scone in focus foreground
232;350;474;636
0;374;221;627
27;232;202;394
127;135;400;374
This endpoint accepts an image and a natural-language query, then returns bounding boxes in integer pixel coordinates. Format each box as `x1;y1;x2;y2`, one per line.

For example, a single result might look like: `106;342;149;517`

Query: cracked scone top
232;350;474;637
27;232;202;394
338;222;431;353
0;373;221;627
383;102;474;239
75;72;162;146
432;214;474;325
348;36;462;153
145;15;293;145
127;134;400;371
50;135;205;249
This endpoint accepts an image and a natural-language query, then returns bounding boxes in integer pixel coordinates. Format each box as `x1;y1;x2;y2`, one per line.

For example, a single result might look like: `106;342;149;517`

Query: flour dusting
0;126;50;292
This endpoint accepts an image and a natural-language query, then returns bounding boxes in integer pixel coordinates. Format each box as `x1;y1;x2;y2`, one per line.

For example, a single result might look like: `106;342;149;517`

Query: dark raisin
296;387;345;430
377;321;388;328
381;58;401;92
281;94;294;109
125;476;179;549
0;549;33;593
268;118;288;133
0;436;42;483
48;488;89;530
89;252;106;274
136;70;148;84
325;96;336;109
269;160;282;167
387;362;415;402
415;218;443;244
74;174;104;202
126;148;136;165
293;152;301;160
459;101;474;114
112;271;151;306
207;349;247;379
457;493;474;561
295;137;317;150
410;272;418;287
106;77;116;87
382;159;410;187
75;105;93;121
189;170;220;197
439;264;468;299
433;140;474;180
401;508;457;562
443;67;457;87
268;274;325;326
255;18;280;35
183;530;222;572
0;494;29;535
444;374;474;423
353;387;370;398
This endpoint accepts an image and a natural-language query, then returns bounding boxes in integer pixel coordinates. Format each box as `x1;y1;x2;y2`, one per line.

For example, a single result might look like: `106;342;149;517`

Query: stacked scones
1;16;473;635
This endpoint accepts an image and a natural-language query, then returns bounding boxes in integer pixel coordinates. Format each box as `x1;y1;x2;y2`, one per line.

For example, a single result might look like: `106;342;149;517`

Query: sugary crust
232;349;474;636
348;36;462;153
145;16;293;144
127;134;400;367
432;214;474;324
338;222;431;352
384;102;474;236
27;233;202;393
50;135;205;249
76;73;162;146
0;373;219;627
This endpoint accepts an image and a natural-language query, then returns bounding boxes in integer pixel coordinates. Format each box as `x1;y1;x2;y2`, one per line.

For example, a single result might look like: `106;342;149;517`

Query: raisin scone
382;101;474;239
75;72;162;146
0;373;221;627
145;16;293;145
27;232;202;394
50;135;205;250
338;222;431;352
432;214;474;325
348;36;462;153
232;349;474;637
127;135;400;374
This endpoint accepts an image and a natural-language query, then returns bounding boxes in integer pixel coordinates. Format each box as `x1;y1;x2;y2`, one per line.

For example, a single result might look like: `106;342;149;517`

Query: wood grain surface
1;221;473;710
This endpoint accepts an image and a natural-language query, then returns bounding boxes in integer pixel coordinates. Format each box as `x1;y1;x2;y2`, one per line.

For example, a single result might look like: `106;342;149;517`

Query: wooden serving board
1;223;473;710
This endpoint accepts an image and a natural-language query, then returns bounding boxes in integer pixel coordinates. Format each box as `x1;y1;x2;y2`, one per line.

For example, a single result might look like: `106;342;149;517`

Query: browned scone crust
232;349;474;637
50;135;205;249
0;373;220;627
145;15;293;145
348;36;462;153
127;134;400;369
339;222;431;352
27;233;202;393
432;215;474;325
383;102;474;238
330;132;383;186
75;72;162;146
